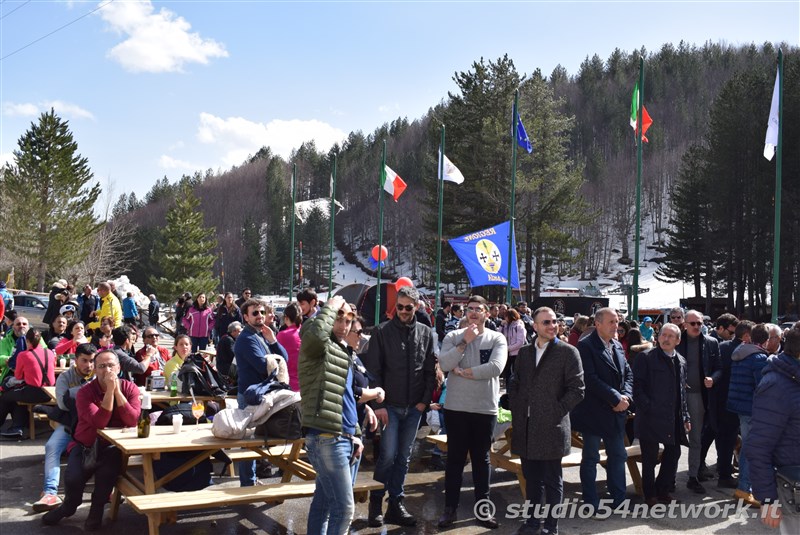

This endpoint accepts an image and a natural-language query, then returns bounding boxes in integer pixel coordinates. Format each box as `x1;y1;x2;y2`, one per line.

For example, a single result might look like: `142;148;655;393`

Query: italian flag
630;81;653;142
382;165;407;202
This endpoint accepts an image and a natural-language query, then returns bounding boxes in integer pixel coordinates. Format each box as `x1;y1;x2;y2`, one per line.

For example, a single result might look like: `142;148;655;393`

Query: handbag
776;465;800;515
81;438;100;471
260;402;303;441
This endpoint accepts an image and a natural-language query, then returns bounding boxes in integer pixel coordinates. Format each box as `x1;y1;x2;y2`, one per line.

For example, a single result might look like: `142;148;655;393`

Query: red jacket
71;378;140;450
133;345;171;386
14;347;56;387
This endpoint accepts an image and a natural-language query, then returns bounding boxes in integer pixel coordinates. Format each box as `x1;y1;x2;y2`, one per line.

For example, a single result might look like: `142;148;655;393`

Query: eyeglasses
336;309;355;321
538;319;557;326
727;328;737;335
353;329;363;336
466;306;484;313
687;321;703;327
396;304;414;312
250;310;266;316
95;363;118;370
145;333;159;339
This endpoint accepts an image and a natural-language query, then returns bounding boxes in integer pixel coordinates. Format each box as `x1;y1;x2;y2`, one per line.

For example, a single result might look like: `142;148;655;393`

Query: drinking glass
191;401;204;428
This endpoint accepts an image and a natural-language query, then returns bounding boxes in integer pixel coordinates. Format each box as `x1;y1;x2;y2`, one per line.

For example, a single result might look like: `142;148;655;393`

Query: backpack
177;353;230;399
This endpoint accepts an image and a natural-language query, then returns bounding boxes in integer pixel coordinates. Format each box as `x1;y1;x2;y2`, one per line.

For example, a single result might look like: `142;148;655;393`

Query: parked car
12;294;49;329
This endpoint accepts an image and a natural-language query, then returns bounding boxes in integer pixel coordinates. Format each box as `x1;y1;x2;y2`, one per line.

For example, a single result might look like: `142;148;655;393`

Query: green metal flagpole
375;142;387;326
633;57;644;320
289;163;297;299
506;90;519;304
771;49;784;323
435;125;445;311
328;154;338;295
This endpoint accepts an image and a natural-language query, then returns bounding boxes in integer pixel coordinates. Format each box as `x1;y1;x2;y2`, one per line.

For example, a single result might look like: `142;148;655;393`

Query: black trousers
701;408;739;478
443;409;496;509
60;442;123;517
520;458;563;531
0;385;51;427
640;438;681;499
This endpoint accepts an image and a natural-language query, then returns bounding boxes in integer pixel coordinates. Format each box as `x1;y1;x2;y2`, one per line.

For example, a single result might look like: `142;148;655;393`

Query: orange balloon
371;245;388;261
395;277;413;289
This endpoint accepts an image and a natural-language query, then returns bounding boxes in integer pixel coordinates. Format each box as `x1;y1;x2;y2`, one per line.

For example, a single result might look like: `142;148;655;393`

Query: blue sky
1;1;798;200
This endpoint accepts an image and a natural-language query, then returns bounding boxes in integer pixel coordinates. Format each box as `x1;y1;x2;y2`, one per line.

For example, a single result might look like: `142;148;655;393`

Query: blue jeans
580;431;628;508
738;415;752;492
44;424;71;495
237;393;256;486
306;433;357;535
372;405;423;499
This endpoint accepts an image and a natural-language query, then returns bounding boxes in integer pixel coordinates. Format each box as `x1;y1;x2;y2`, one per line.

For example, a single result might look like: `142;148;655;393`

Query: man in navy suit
570;307;633;511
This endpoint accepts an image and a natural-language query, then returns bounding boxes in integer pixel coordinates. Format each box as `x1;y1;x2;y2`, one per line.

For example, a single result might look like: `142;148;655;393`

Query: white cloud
98;0;228;73
2;101;94;120
378;103;400;114
158;154;201;171
1;151;14;167
196;113;347;165
2;102;39;116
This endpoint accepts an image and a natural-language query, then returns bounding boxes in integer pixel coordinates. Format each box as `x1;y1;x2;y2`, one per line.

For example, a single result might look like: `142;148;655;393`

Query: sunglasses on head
396;304;414;312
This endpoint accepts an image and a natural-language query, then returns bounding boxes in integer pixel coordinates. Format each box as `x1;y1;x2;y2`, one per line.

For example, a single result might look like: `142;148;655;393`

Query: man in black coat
676;309;721;494
570;307;633;511
508;306;584;535
634;323;691;506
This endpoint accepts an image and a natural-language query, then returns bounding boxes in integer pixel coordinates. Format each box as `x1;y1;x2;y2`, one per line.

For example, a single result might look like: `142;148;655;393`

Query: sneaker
733;489;761;508
686;477;706;494
1;426;24;439
32;493;62;513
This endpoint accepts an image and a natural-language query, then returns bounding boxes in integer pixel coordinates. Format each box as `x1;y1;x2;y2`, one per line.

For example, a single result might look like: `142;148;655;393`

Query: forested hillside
110;41;798;318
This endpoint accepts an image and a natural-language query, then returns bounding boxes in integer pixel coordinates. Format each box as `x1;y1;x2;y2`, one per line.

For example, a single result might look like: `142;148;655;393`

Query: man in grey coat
508;307;584;535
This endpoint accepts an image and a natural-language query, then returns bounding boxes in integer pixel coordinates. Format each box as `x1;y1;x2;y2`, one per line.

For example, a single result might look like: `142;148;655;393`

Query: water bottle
170;372;178;398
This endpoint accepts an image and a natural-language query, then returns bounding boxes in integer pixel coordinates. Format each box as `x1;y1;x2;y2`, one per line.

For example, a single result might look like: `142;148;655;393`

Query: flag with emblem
448;221;520;287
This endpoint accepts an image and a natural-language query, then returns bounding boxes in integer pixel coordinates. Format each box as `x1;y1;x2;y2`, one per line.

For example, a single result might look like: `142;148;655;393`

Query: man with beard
364;285;436;527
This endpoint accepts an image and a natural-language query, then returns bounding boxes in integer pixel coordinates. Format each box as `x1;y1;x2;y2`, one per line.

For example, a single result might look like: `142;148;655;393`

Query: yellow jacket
87;293;123;331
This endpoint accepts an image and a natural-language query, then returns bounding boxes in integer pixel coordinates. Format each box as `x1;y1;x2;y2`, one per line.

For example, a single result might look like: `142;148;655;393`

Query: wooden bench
18;401;55;440
430;429;656;499
223;444;308;477
126;479;384;535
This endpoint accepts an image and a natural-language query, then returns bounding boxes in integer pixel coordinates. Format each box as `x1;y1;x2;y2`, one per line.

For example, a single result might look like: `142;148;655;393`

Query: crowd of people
1;279;799;535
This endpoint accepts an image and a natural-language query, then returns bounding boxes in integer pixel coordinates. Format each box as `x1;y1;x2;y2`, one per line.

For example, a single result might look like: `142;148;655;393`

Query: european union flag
516;112;533;154
448;221;520;288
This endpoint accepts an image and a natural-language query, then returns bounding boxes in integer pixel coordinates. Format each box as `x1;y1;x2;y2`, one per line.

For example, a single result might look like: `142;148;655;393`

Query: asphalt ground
0;334;776;534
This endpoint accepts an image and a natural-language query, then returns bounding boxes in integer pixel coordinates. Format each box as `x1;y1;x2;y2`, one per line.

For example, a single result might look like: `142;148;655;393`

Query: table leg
142;454;157;494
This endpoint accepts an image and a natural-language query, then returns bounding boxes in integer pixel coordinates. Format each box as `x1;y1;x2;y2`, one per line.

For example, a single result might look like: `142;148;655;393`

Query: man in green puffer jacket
299;296;367;535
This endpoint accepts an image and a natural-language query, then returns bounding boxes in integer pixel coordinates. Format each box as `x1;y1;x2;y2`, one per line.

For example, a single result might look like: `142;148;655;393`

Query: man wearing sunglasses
234;298;289;486
364;285;436;527
437;296;509;529
676;309;721;494
507;307;584;535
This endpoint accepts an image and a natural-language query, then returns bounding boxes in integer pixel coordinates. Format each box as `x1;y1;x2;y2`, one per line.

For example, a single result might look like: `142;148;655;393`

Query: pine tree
240;217;267;293
149;185;219;302
2;109;102;290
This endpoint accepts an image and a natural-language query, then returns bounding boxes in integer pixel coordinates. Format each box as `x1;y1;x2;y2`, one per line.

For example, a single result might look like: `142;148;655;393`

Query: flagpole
328;153;338;295
289;163;297;299
435;125;445;311
375;141;387;326
632;57;644;320
506;90;519;304
771;49;784;323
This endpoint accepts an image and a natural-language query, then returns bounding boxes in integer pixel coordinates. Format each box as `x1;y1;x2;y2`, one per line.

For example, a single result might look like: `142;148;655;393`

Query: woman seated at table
42;349;140;530
90;316;114;348
55;320;89;356
0;329;56;438
163;334;192;380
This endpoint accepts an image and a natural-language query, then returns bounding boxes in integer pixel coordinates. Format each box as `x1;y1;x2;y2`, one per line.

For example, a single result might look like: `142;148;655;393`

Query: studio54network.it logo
473;498;780;521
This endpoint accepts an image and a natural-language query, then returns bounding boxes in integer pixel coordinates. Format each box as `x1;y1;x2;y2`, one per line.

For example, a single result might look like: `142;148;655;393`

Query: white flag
438;149;465;184
764;69;780;161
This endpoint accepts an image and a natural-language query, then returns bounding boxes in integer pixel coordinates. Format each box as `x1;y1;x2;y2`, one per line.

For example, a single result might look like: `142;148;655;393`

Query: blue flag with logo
516;112;533;154
448;221;520;288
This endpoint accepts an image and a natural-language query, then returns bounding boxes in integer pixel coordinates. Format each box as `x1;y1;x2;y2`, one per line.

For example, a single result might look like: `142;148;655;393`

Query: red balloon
371;245;388;261
395;277;413;289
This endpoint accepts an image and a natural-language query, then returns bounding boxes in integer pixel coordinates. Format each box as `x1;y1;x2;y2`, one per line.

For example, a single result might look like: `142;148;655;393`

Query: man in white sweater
437;295;507;530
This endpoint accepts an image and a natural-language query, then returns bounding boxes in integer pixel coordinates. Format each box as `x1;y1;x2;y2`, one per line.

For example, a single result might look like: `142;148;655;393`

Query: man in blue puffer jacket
727;323;770;506
744;324;800;534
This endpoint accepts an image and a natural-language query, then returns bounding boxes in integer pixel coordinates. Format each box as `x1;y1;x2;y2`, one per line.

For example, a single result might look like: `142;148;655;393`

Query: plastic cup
172;414;183;434
59;358;66;368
